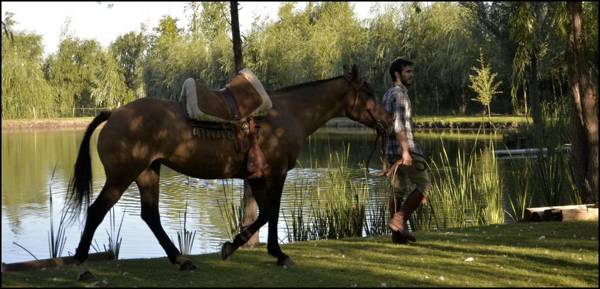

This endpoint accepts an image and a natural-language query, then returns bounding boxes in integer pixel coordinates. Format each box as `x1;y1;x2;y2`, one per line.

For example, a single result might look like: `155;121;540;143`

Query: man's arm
392;89;413;166
395;129;413;166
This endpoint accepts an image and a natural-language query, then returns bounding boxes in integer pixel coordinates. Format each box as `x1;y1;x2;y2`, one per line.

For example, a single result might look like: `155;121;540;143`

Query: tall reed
427;140;504;228
216;179;242;240
176;200;196;256
90;207;125;259
48;166;69;258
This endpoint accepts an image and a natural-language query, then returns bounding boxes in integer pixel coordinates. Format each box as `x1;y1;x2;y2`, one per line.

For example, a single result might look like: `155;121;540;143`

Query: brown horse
67;65;392;278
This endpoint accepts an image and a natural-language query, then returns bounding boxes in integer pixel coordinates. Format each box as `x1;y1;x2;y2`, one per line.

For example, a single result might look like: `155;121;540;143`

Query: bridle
344;76;389;176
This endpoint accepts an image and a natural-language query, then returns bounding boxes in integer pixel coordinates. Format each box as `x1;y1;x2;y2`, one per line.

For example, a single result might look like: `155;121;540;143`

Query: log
524;204;598;222
1;251;115;272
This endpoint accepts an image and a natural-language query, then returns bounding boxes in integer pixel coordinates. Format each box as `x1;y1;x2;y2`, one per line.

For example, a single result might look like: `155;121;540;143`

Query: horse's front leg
265;174;294;266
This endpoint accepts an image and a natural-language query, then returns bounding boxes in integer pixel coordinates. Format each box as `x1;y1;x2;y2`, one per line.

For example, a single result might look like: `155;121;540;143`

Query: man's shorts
386;153;432;197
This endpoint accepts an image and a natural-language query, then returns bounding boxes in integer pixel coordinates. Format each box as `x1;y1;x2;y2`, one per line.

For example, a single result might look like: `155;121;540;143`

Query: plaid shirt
382;83;422;156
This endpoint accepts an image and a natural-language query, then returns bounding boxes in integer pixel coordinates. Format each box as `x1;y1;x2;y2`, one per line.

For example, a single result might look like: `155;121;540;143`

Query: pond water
1;127;501;264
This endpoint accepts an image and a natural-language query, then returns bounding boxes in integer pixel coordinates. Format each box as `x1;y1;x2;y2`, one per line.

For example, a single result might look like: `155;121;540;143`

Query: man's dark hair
389;58;413;82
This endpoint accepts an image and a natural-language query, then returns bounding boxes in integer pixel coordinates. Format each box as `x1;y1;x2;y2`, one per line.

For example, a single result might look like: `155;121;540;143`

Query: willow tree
43;37;105;116
1;12;55;119
90;50;131;109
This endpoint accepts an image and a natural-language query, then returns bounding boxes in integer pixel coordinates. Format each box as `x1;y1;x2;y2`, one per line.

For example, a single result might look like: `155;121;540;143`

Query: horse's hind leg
74;179;131;281
221;178;270;260
136;162;196;270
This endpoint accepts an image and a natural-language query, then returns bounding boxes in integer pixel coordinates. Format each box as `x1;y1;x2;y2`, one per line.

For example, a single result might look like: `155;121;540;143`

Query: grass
2;221;597;287
413;115;531;124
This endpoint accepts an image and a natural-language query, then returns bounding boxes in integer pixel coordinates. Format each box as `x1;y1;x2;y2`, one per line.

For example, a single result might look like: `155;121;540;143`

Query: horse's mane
269;75;345;94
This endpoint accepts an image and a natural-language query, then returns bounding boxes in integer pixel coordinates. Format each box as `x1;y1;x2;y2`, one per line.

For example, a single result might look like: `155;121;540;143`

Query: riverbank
2;115;530;131
2;221;597;287
2;117;94;130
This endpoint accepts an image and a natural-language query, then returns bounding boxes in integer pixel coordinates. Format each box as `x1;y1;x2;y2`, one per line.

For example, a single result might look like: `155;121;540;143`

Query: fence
71;107;111;117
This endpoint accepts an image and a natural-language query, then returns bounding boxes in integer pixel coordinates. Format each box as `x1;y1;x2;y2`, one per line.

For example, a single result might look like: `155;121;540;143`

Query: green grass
2;221;597;287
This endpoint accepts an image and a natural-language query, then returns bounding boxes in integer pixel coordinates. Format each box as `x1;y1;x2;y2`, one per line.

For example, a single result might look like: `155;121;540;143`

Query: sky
1;1;384;57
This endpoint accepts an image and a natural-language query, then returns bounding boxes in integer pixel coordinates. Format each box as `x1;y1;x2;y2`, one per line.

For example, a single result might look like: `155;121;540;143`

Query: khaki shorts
386;153;432;197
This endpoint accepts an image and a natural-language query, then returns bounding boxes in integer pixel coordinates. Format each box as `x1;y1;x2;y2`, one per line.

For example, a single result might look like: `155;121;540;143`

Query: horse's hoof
77;270;97;282
221;241;235;260
278;257;295;267
179;260;197;271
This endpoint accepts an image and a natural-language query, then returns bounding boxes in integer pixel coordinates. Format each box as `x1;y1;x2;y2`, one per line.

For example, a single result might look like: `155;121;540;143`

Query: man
382;57;431;244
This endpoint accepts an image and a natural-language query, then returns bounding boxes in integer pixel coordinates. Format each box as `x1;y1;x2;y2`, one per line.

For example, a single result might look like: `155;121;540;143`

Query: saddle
179;69;272;179
181;69;272;123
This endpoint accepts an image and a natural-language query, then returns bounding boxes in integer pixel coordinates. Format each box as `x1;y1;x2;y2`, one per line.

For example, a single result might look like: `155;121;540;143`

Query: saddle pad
180;69;272;123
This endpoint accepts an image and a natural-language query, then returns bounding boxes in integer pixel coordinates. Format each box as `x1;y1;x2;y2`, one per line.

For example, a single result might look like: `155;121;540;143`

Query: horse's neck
275;78;348;137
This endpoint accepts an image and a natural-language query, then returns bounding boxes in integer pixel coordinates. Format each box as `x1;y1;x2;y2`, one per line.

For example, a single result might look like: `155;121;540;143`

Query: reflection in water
1;128;496;263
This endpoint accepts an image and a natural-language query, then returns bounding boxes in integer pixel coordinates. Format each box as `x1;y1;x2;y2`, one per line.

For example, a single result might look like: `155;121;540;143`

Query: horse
67;65;392;280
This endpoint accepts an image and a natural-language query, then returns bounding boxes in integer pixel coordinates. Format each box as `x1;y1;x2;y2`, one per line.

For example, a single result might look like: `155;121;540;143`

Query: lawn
2;221;597;287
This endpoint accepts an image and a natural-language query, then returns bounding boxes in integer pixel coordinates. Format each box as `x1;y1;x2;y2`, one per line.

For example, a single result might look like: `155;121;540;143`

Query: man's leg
387;155;409;244
389;154;431;242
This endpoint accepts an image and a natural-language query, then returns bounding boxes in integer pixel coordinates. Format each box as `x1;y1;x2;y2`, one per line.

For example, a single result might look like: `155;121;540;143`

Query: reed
175;200;196;256
504;100;581;221
90;207;125;259
216;180;242;241
427;139;504;229
48;166;69;259
14;165;70;260
283;179;311;242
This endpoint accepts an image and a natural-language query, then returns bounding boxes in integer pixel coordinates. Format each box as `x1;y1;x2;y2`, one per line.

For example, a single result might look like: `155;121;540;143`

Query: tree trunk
229;1;259;245
241;180;259;247
230;0;243;73
567;1;599;204
528;51;545;149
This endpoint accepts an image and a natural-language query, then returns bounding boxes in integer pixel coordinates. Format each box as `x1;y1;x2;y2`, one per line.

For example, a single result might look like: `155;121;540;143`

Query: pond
1;127;501;264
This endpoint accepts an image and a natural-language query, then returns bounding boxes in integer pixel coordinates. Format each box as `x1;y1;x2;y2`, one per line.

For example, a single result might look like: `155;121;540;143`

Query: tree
1;11;55;119
469;51;502;117
44;37;104;116
90;50;131;108
230;1;243;72
566;1;599;204
111;31;147;98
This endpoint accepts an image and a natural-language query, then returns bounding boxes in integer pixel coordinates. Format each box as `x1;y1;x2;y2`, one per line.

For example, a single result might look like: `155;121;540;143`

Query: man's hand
386;152;413;178
400;151;412;166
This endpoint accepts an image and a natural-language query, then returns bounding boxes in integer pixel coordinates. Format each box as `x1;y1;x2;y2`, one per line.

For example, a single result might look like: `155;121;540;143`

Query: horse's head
343;65;392;133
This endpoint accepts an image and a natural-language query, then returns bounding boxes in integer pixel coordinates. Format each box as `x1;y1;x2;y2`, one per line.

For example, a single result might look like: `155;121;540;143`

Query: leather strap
222;88;241;121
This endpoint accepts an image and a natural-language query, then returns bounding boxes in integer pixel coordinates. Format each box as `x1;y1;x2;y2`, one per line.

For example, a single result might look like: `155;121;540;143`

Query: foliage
1;11;55;119
469;51;503;117
43;37;104;116
2;2;597;118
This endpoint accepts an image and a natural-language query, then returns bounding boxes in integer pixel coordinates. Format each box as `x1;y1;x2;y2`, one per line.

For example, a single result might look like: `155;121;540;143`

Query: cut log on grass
524;204;598;222
1;251;115;272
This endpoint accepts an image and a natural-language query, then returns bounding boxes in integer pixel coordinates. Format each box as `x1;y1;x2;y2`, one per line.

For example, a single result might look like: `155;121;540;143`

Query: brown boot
389;190;425;242
388;195;407;244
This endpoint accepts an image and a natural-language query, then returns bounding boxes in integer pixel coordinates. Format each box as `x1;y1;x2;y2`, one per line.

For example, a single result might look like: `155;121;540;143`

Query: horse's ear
351;64;359;80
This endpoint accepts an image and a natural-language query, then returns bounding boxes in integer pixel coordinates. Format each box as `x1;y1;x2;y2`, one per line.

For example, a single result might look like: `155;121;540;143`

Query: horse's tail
66;110;111;223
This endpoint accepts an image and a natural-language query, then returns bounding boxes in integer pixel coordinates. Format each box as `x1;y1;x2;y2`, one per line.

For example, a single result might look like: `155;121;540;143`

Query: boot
388;195;407;244
389;189;425;242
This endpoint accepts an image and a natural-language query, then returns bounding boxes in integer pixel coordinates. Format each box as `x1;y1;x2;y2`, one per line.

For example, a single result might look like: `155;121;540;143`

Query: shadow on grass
2;221;597;287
